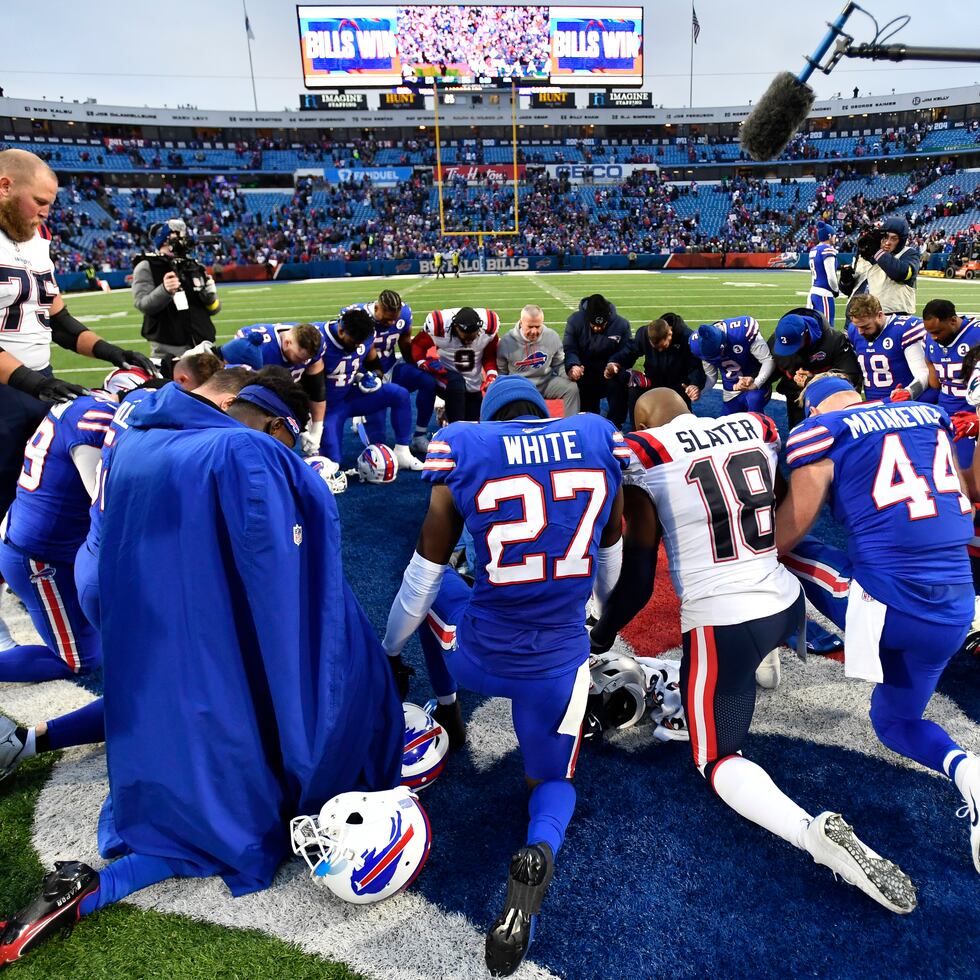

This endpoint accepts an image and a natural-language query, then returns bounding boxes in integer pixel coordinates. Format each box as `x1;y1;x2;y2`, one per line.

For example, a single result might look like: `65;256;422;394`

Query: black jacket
563;299;632;372
769;308;862;394
610;320;707;393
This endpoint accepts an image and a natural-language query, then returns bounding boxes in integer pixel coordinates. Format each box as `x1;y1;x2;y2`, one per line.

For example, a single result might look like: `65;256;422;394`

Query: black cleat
431;700;466;752
0;861;99;968
485;843;554;977
388;655;415;701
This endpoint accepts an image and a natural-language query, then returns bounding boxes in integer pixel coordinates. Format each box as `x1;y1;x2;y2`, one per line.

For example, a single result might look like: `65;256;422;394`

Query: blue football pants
320;384;412;461
365;363;438;442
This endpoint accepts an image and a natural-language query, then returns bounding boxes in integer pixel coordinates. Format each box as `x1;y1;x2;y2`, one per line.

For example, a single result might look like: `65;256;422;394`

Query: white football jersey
422;307;500;392
624;412;800;632
0;227;60;370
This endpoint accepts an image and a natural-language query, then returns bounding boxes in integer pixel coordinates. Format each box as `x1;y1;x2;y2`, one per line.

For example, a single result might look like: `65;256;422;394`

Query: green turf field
53;269;980;388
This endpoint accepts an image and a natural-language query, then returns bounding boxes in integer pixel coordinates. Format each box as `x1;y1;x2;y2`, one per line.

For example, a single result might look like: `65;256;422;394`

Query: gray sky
4;1;979;111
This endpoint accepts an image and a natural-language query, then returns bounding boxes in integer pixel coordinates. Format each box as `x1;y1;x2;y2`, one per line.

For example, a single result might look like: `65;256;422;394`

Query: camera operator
133;219;221;358
839;216;920;316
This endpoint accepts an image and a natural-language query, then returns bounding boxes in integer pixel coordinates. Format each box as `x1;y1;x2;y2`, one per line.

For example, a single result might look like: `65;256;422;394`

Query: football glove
418;351;449;383
627;370;652;390
889;386;912;402
481;370;498;396
951;410;979;442
356;372;383;394
92;341;157;376
300;420;323;456
8;366;87;403
387;655;415;701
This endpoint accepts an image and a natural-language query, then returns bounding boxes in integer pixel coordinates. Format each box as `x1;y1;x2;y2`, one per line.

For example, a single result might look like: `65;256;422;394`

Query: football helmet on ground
290;787;431;905
401;700;449;790
305;455;347;494
355;444;398;483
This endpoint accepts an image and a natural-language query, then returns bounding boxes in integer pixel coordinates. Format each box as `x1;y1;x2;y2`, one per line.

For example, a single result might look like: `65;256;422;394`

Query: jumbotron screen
297;4;643;88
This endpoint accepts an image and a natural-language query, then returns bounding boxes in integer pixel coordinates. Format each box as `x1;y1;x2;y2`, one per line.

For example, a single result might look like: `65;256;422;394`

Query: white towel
843;578;887;683
558;659;592;735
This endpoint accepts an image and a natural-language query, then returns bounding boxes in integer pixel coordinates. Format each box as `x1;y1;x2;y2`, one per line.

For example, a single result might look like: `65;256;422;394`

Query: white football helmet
966;364;980;408
290;786;431;905
102;367;151;395
356;444;398;483
401;701;449;790
305;455;348;494
589;652;650;729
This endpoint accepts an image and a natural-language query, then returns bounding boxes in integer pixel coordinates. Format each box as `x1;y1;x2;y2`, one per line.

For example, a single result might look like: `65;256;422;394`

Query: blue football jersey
342;301;412;374
85;387;154;557
848;314;925;401
422;414;630;676
704;317;765;391
234;323;324;380
6;395;115;562
808;242;838;296
785;400;973;622
318;319;375;394
923;316;980;415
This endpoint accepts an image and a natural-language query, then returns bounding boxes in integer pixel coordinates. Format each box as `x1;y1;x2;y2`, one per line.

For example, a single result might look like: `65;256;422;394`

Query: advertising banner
322;165;412;184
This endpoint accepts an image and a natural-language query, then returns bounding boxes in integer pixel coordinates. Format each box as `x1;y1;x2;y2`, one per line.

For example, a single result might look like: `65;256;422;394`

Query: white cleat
804;811;917;914
755;649;781;690
0;614;15;652
394;445;424;472
0;716;28;783
954;755;980;874
350;415;367;433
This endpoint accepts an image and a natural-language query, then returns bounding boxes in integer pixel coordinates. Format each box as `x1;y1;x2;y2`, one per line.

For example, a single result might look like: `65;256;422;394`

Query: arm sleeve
874;247;920;284
300;371;326;402
562;320;583;369
904;341;930;399
591;538;623;617
70;444;103;501
50;307;89;351
750;334;776;387
481;337;499;371
590;542;657;649
701;360;718;393
131;261;174;315
823;253;839;295
382;551;448;657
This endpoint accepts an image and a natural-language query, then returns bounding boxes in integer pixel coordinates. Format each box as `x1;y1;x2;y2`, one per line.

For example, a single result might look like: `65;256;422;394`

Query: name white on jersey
0;229;59;371
624;413;800;632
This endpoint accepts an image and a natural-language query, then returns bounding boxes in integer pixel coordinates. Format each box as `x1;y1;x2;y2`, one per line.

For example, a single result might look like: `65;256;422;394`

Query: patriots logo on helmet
515;351;548;370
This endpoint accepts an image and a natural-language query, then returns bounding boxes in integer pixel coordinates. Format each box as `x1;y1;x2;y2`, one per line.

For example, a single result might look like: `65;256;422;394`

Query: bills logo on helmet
349;810;418;898
401;701;449;789
356;444;398;484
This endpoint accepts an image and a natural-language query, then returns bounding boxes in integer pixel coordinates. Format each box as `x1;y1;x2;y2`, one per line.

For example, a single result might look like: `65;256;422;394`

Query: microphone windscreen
739;71;816;162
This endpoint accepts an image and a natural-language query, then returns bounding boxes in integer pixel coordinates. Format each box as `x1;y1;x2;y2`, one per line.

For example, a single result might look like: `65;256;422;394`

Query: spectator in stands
605;312;706;416
497;304;580;415
133;219;220;358
562;294;631;426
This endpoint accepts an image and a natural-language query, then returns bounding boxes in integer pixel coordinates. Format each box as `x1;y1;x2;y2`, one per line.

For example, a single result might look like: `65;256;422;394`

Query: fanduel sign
322;166;412;185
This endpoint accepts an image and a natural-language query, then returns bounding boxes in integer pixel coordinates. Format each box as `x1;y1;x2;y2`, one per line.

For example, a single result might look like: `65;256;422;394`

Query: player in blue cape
777;374;980;879
383;375;629;976
689;316;774;414
0;370;404;969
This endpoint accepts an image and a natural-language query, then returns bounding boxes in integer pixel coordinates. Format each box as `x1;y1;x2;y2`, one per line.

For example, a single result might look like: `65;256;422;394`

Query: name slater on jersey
502;431;582;466
841;403;943;439
675;419;758;453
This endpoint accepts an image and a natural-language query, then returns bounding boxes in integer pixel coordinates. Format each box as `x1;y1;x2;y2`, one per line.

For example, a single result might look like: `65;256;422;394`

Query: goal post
431;79;521;239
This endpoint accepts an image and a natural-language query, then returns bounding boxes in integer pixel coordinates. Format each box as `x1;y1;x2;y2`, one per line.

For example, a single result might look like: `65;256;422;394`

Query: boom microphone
740;2;857;161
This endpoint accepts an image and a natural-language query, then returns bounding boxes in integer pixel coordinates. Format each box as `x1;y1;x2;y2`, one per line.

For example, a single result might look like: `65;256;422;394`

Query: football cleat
954;755;980;873
431;699;466;752
411;433;430;457
0;717;28;784
755;649;781;690
393;445;424;473
0;861;99;967
803;812;917;914
387;655;415;701
485;843;555;977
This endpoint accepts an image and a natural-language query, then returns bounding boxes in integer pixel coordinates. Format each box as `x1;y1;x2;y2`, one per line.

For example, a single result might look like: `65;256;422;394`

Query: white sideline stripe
0;592;560;980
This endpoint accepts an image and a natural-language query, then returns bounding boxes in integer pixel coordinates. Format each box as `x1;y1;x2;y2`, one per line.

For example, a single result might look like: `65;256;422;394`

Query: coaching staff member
0;149;155;516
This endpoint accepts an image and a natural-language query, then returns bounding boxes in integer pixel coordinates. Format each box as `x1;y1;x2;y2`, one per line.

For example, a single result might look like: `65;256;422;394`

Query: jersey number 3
476;471;608;585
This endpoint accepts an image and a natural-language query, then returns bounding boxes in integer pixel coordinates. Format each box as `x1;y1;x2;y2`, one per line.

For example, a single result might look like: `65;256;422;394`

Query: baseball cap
774;313;814;355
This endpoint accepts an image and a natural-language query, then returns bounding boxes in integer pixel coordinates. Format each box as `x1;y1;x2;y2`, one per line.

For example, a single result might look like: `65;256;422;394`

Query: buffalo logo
810;351;827;362
515;351;549;370
767;251;800;269
350;811;415;896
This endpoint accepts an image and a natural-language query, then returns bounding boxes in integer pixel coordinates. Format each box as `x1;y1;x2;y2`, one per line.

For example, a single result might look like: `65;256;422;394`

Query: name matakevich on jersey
0;227;60;370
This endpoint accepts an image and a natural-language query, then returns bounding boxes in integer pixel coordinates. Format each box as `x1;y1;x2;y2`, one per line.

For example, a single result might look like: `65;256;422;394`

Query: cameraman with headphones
839;216;920;316
133;219;221;358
